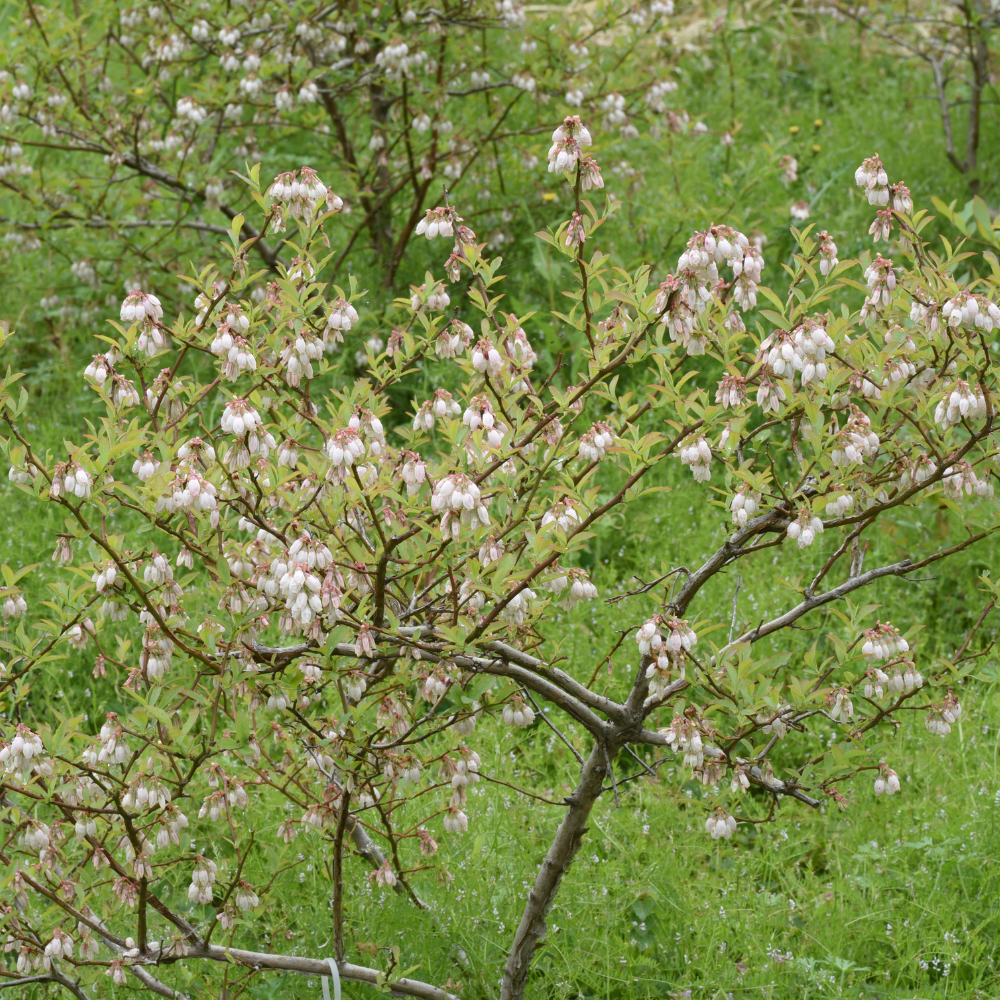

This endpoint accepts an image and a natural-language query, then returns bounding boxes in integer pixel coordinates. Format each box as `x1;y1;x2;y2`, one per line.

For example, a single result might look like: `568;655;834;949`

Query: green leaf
973;196;997;245
756;285;787;312
235;711;251;744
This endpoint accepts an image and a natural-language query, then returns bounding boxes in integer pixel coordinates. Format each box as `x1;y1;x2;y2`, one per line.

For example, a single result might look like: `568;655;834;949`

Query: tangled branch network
0;127;997;1000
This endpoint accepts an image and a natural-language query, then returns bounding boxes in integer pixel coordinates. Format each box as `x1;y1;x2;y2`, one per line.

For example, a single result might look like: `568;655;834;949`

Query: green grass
108;666;1000;1000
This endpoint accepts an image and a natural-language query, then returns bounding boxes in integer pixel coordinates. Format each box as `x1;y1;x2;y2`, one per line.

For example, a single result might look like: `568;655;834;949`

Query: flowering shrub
0;124;998;1000
0;0;705;340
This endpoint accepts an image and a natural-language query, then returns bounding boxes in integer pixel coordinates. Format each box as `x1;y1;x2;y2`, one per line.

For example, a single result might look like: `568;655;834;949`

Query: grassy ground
163;636;1000;1000
404;691;1000;1000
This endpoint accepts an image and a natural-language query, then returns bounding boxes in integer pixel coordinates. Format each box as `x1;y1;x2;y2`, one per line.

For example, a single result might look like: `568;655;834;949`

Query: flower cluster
926;693;961;735
659;716;706;770
267;167;341;230
436;320;474;359
817;231;839;275
578;422;617;462
942;461;994;500
637;616;698;656
678;435;712;481
675;225;764;312
828;688;854;723
831;407;880;467
541;498;582;533
730;488;762;527
786;508;824;548
431;474;490;540
855;154;889;206
860;622;910;660
500;587;536;625
716;373;747;409
415;206;458;240
221;399;275;468
324;426;366;485
941;291;1000;333
210;304;256;380
0;725;46;778
545;567;598;609
96;713;130;765
155;466;219;522
326;298;360;341
654;271;712;354
824;489;855;518
934;380;987;430
502;694;535;728
547;115;593;177
120;289;164;332
188;857;218;904
861;254;897;320
410;281;451;312
49;462;92;500
705;808;738;840
873;761;901;796
463;396;506;448
278;331;324;386
757;319;835;387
